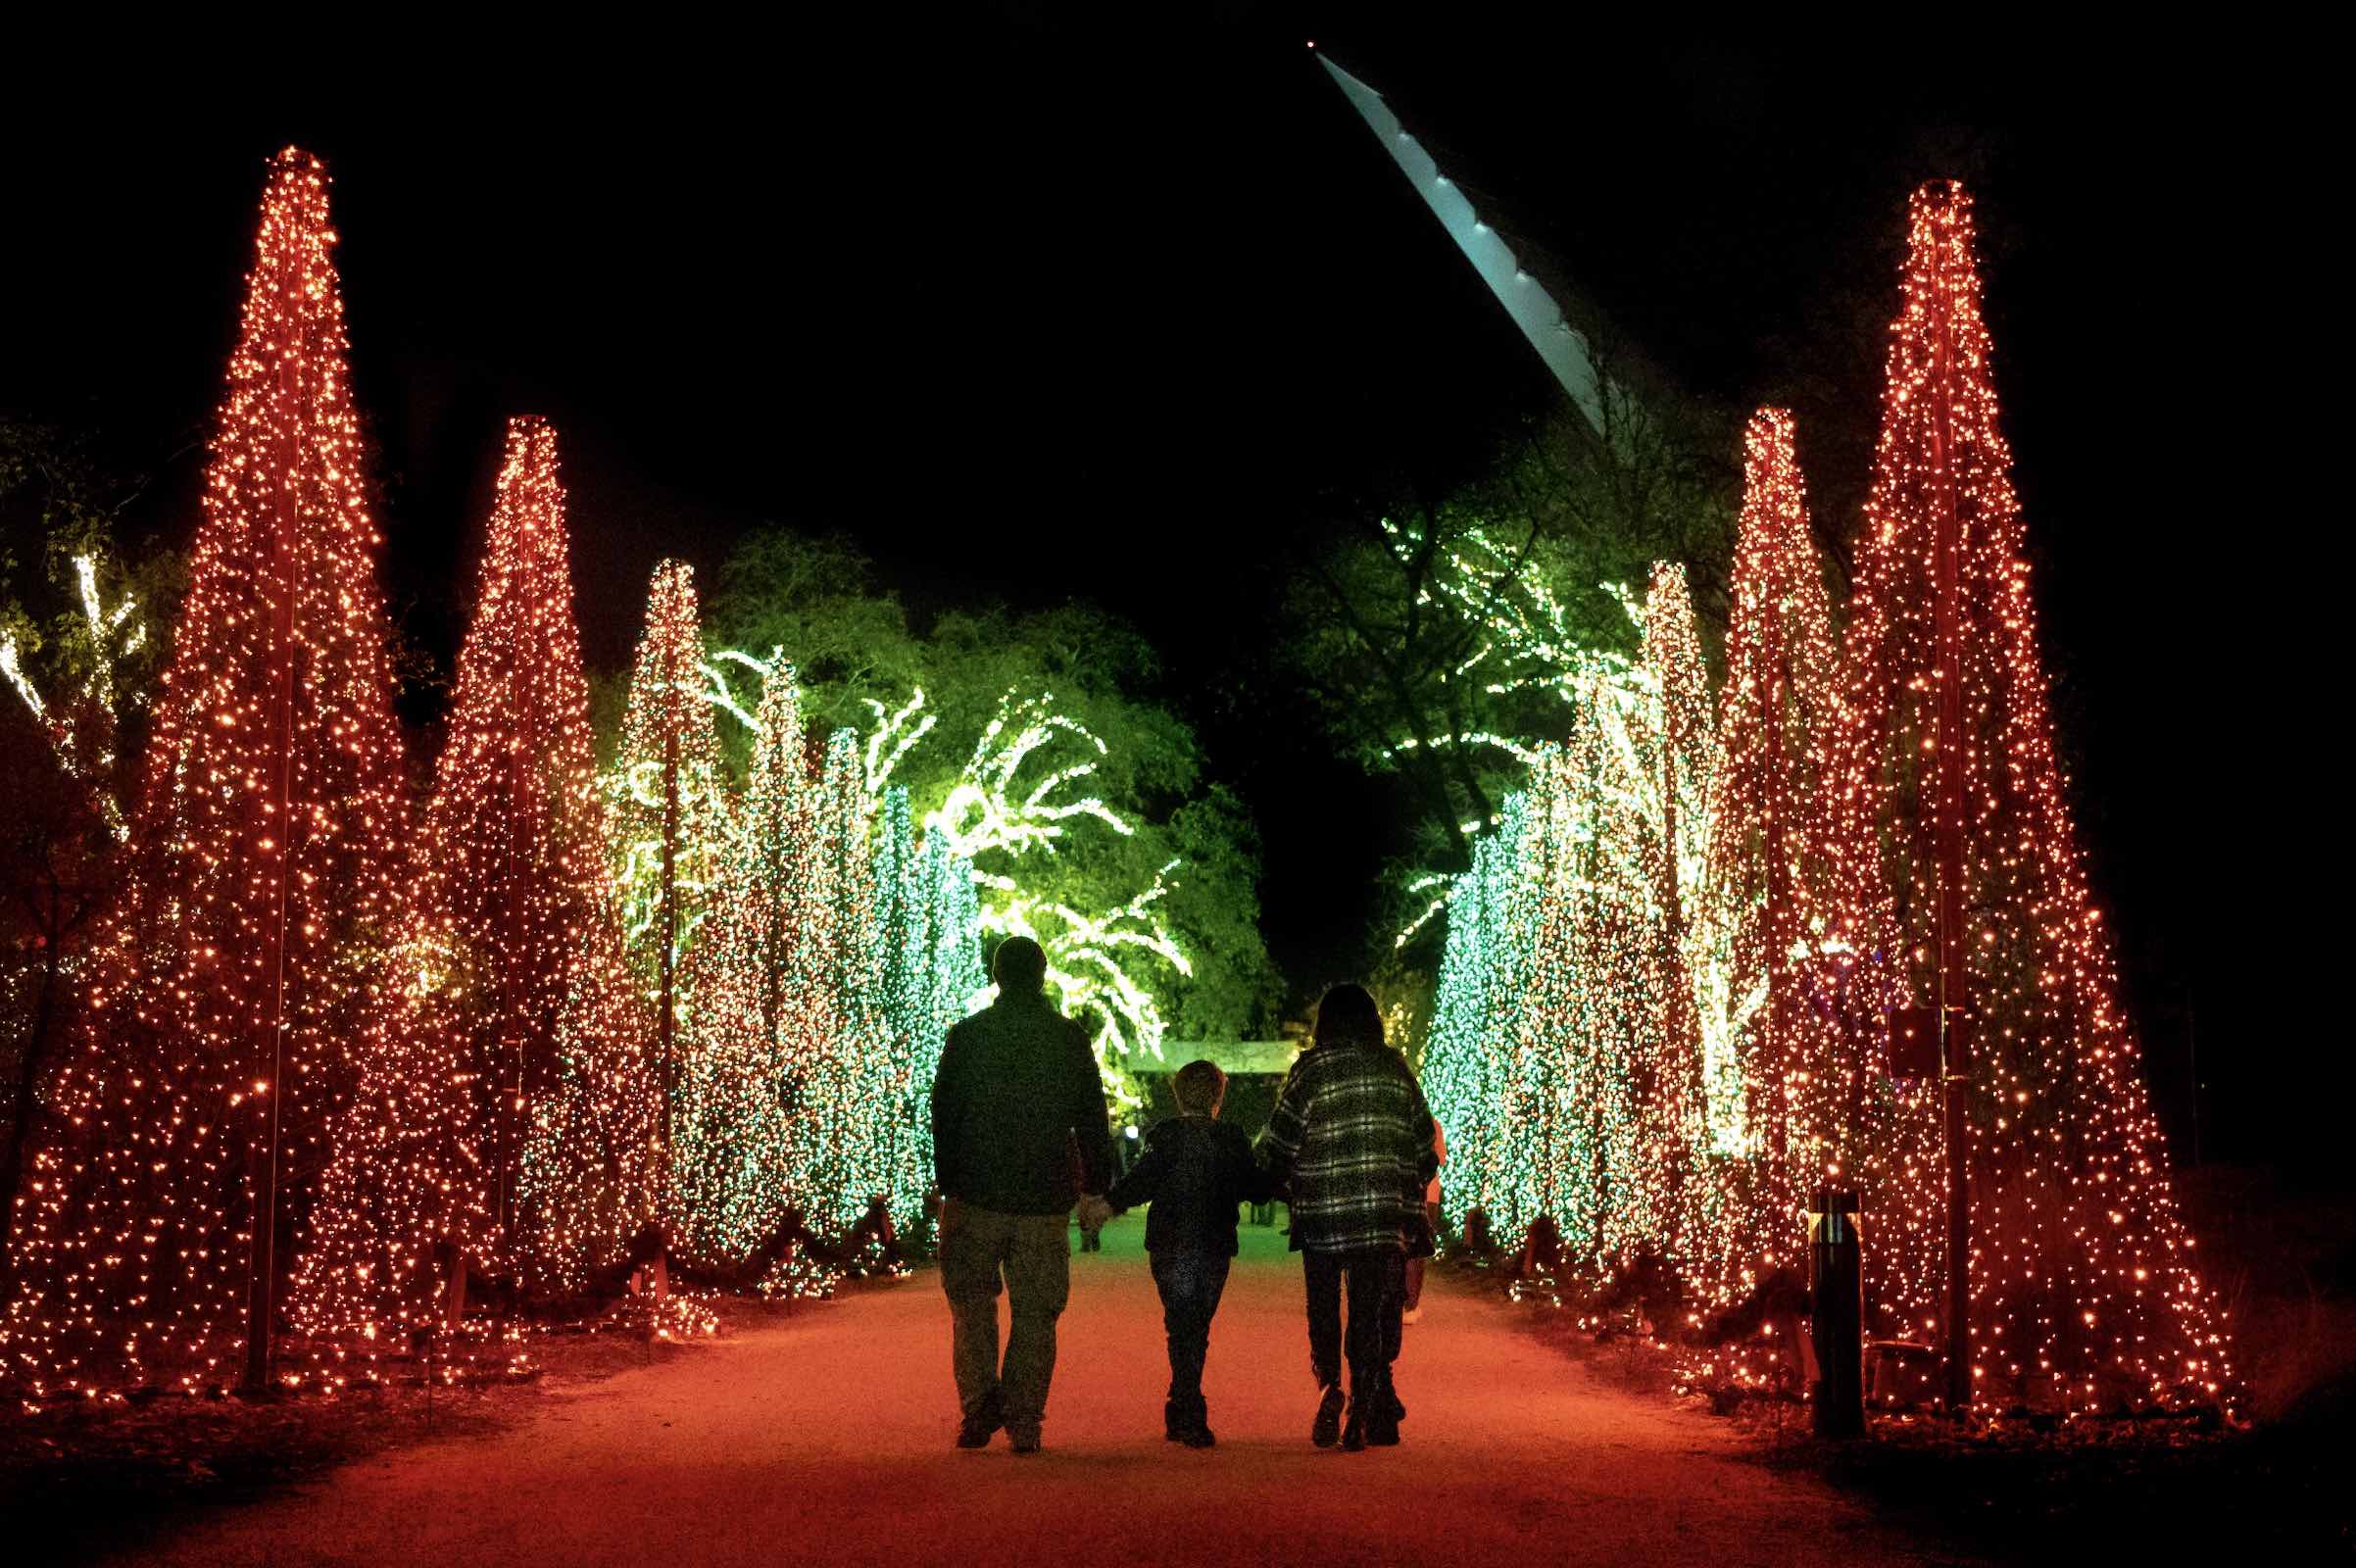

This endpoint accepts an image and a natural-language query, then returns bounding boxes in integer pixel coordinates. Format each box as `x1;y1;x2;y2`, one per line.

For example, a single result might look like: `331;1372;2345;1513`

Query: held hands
1076;1194;1115;1233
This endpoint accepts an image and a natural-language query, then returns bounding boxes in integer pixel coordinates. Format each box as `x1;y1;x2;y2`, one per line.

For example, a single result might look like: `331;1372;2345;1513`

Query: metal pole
246;308;302;1392
2186;1005;2200;1168
1928;243;1973;1415
658;697;679;1119
1809;1187;1865;1438
498;729;530;1242
653;666;681;1266
1658;668;1696;1209
1760;580;1789;1176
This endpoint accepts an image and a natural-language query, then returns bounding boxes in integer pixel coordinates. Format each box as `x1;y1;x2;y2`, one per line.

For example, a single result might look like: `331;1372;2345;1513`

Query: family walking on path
930;937;1439;1454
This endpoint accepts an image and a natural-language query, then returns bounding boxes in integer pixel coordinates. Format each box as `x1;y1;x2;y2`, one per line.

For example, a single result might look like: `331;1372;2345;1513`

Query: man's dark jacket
931;989;1114;1215
1104;1115;1272;1256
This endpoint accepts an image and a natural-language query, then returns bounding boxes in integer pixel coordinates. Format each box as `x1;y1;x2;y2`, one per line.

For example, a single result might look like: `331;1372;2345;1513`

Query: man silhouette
931;935;1114;1453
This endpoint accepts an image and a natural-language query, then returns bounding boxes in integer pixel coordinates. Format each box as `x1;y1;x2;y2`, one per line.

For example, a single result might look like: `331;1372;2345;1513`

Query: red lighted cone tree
1700;411;1862;1299
1;150;417;1393
1549;565;1718;1279
412;417;632;1241
515;934;663;1296
1627;564;1719;1277
1830;180;2229;1408
512;560;708;1293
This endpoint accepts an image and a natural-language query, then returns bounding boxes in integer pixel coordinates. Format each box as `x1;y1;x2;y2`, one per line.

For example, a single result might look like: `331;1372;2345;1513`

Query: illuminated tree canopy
703;532;1280;1084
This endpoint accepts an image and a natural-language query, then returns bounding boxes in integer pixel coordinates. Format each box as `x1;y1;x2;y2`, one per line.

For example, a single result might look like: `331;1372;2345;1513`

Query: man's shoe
1179;1424;1217;1448
1341;1397;1368;1451
1009;1430;1042;1454
1387;1385;1407;1424
955;1390;1005;1449
1310;1384;1345;1447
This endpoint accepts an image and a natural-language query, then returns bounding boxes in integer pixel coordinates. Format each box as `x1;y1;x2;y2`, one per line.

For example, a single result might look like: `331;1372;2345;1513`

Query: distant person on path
1401;1118;1448;1324
931;935;1115;1454
1256;984;1438;1450
1088;1059;1273;1447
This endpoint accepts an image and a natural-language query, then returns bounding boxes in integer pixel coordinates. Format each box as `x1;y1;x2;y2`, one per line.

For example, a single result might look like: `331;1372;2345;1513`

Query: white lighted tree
702;661;1189;1106
1;553;147;841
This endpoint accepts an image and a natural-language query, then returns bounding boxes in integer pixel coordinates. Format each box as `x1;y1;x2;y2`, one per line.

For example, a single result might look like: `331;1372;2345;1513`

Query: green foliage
1;418;185;798
706;530;1281;1044
1280;386;1737;956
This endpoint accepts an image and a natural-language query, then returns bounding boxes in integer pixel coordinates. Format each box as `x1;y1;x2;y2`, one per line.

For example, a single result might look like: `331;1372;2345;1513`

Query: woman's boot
1367;1369;1401;1446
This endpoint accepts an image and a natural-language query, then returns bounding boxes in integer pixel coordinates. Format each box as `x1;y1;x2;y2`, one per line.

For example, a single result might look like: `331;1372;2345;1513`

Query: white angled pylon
1318;53;1608;438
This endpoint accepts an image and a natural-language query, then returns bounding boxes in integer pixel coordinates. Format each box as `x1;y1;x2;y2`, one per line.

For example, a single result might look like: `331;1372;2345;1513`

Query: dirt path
111;1216;1974;1567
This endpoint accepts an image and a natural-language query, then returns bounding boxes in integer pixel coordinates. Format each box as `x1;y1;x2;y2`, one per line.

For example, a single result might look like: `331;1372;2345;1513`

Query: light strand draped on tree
869;790;985;1236
793;730;894;1235
284;914;485;1352
907;821;984;1223
671;658;808;1268
1827;179;2228;1408
607;561;726;1122
515;932;663;1295
0;549;148;843
407;416;629;1250
1;149;418;1393
870;789;923;1233
1420;790;1532;1242
1422;566;1731;1288
1691;409;1873;1313
1559;565;1723;1279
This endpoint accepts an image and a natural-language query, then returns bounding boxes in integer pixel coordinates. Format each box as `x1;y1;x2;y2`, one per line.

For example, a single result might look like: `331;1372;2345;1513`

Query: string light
670;659;809;1266
1824;181;2230;1409
2;149;417;1394
1421;186;2231;1416
515;559;712;1292
1373;517;1639;946
605;561;726;1029
403;417;636;1265
678;662;986;1249
790;730;894;1234
515;934;663;1295
1688;409;1879;1324
1425;566;1728;1283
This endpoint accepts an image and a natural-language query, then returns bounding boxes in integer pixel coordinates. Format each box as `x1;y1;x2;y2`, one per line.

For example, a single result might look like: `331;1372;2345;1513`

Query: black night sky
0;18;2327;1170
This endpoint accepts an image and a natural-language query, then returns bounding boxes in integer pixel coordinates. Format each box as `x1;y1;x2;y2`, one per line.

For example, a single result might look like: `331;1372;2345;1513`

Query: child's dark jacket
1105;1115;1272;1255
